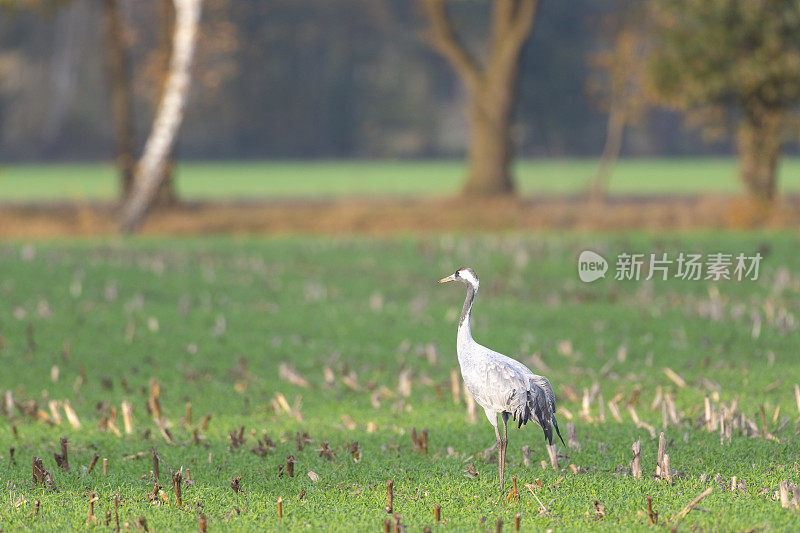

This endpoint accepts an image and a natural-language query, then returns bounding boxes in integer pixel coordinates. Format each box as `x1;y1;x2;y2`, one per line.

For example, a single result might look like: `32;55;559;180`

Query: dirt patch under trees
1;194;797;238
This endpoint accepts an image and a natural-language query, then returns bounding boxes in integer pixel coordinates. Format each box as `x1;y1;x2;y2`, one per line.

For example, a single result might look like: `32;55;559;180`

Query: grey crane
438;267;564;490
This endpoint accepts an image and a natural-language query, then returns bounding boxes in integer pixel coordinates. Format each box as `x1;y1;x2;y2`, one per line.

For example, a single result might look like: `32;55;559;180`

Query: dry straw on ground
3;194;800;237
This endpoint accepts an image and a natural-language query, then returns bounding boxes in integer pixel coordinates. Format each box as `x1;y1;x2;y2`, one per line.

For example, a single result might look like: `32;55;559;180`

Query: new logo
578;250;608;283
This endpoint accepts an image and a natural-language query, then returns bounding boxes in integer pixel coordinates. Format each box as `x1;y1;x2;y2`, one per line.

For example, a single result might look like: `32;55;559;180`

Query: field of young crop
3;158;800;202
1;233;799;531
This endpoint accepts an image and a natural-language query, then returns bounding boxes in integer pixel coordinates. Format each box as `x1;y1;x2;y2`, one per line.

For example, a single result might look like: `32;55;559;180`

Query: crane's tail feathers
525;389;554;444
515;389;562;446
552;415;565;446
542;420;553;445
517;401;530;429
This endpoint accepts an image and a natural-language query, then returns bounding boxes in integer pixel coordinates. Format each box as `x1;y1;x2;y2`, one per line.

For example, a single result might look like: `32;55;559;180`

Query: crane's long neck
457;283;477;352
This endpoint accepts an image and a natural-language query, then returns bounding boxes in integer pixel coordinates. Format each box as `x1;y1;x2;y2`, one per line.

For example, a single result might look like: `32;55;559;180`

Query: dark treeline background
0;0;717;162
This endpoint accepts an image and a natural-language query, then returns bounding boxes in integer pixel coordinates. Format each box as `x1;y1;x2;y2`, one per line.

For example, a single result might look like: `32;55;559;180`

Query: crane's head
438;267;479;289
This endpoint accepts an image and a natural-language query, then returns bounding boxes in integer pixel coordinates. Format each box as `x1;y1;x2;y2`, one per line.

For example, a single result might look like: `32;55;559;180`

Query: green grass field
1;234;799;531
2;158;800;201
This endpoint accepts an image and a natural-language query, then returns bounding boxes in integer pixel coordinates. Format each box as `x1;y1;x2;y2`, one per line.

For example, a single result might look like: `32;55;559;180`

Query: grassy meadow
3;158;800;201
0;233;799;530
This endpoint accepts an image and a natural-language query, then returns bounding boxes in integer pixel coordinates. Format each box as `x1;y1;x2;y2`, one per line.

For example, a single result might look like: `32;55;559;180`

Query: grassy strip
2;158;800;201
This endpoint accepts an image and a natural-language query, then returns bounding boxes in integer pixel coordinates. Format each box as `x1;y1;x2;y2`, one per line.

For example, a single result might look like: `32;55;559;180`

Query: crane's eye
455;270;461;277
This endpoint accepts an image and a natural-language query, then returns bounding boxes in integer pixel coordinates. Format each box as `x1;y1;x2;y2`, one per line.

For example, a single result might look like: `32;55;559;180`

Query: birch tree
119;0;202;233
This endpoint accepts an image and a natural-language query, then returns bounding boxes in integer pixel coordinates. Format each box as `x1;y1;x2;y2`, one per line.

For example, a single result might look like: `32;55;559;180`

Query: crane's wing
462;350;563;445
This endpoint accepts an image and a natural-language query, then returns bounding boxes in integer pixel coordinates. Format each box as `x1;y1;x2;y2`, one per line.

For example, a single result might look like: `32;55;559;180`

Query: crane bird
438;267;564;491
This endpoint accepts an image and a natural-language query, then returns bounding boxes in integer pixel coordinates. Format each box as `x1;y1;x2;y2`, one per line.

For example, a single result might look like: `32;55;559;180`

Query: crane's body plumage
439;267;563;491
459;340;557;441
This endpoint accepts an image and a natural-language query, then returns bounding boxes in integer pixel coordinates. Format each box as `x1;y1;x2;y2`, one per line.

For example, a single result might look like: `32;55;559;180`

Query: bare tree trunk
465;93;513;195
156;157;178;205
119;0;202;233
737;108;782;204
420;0;538;197
590;104;625;200
102;0;136;201
155;0;178;206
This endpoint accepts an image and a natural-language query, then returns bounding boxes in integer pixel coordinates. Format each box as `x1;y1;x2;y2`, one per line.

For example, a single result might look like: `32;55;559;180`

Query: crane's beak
438;274;456;284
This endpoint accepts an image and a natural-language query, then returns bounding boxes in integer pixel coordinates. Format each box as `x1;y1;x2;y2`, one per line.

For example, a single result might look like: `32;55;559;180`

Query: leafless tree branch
418;0;482;92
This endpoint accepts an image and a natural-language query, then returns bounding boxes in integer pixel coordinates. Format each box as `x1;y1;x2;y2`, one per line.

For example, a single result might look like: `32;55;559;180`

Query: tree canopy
649;0;800;118
648;0;800;202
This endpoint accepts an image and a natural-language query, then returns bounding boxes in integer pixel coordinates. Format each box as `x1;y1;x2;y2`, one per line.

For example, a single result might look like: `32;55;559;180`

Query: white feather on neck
457;281;478;355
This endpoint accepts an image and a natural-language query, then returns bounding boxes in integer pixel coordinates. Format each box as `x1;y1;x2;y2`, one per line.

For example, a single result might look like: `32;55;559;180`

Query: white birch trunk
119;0;202;233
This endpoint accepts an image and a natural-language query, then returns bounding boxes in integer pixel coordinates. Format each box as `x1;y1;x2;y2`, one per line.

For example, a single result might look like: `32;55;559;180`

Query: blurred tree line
0;0;714;164
1;0;800;211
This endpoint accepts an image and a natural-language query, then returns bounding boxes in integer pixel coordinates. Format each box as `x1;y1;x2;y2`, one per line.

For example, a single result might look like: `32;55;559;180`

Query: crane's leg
500;412;509;493
493;421;502;491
